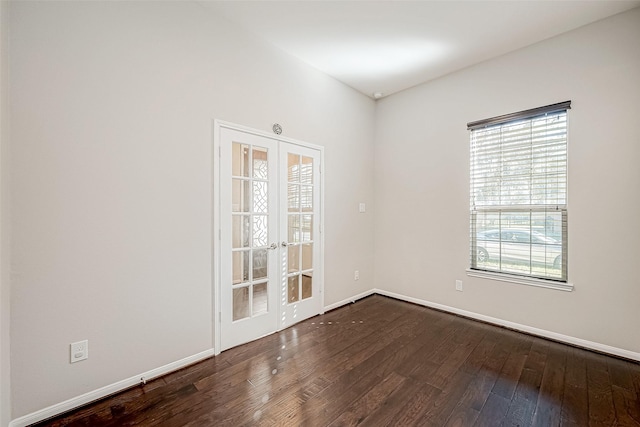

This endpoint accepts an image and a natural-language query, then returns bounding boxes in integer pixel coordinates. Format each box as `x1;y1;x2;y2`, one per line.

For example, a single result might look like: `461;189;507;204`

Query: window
468;101;570;285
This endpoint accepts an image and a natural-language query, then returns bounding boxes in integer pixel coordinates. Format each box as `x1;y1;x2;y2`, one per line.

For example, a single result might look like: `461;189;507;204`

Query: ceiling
199;1;640;99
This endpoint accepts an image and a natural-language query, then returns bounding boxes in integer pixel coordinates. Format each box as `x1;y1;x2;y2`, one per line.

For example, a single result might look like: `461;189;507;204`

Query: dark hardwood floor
33;295;640;426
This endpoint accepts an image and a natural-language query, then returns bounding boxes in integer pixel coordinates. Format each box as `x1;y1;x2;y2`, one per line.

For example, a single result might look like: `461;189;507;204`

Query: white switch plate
455;280;463;292
70;340;88;363
359;203;366;213
354;270;360;280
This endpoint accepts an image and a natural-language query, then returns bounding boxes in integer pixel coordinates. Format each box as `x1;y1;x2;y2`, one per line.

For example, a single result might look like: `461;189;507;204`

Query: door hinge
219;312;222;323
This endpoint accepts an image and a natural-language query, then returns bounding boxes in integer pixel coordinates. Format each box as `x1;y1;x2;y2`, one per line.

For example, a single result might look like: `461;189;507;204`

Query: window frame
467;102;572;291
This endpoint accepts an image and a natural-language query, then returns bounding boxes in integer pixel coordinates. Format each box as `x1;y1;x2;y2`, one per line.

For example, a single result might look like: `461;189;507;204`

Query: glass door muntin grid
231;143;271;321
286;153;314;304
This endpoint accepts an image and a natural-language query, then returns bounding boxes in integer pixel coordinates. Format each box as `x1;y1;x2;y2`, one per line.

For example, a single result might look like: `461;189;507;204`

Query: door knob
281;241;288;247
268;242;278;250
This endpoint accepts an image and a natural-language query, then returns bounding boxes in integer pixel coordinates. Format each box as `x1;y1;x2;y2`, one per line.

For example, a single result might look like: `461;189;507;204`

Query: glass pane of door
231;141;272;321
281;144;321;328
286;154;310;304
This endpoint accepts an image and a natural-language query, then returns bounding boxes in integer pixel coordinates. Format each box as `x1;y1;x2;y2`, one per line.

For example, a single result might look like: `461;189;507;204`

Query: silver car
476;229;562;269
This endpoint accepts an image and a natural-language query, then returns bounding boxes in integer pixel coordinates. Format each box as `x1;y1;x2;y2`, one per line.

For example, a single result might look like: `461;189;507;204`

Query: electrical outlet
354;270;360;281
359;203;366;213
70;340;88;363
455;280;463;292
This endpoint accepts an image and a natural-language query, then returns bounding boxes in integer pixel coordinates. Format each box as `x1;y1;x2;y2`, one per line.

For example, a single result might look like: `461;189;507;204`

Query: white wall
374;8;640;355
1;1;11;425
9;1;375;419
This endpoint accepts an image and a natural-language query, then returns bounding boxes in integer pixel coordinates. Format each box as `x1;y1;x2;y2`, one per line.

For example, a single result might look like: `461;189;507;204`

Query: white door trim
212;120;325;355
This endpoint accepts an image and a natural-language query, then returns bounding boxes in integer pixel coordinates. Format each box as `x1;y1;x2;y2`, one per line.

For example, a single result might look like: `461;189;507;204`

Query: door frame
212;120;325;355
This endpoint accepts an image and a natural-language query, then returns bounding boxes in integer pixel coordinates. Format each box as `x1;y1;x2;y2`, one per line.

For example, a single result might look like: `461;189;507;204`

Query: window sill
466;269;573;292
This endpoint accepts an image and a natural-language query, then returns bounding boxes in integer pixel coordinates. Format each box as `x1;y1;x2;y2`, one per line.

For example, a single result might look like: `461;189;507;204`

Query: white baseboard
374;289;640;362
9;348;216;427
323;289;376;312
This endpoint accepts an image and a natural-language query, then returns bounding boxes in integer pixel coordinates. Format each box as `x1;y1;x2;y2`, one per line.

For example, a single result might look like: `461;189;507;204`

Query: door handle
281;241;288;247
268;242;278;250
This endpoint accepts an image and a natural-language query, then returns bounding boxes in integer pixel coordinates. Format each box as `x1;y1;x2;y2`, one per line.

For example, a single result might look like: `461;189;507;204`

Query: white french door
219;128;279;350
216;123;322;352
279;143;322;328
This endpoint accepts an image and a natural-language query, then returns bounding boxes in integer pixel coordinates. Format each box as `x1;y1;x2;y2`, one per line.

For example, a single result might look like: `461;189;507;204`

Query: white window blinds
468;101;570;282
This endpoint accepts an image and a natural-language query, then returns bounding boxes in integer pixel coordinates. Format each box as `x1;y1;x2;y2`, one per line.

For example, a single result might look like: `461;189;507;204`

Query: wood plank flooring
33;295;640;426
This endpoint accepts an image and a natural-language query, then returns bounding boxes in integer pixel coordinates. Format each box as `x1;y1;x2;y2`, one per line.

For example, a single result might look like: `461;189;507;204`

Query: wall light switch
455;280;463;292
359;203;366;213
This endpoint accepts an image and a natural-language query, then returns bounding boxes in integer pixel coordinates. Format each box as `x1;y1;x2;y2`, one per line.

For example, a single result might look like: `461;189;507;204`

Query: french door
217;124;322;351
